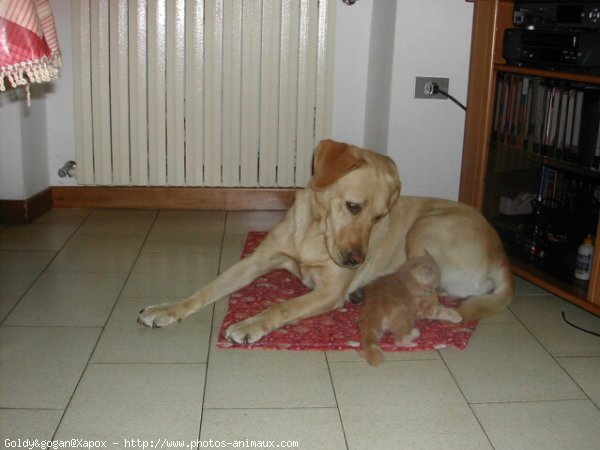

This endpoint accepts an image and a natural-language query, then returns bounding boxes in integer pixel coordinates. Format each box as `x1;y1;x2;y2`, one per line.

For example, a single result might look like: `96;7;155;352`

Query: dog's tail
458;262;515;322
358;329;385;367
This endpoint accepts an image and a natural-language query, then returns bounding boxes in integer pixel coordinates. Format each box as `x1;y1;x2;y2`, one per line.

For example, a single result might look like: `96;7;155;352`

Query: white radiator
72;0;335;187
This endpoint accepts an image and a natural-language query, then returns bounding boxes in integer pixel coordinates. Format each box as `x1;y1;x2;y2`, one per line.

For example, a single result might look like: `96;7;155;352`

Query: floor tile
0;251;55;296
151;210;226;235
329;360;491;450
478;307;518;324
325;348;440;363
204;349;335;408
440;323;585;403
48;233;144;272
210;298;230;342
200;408;346;450
92;298;213;364
0;296;19;321
0;224;77;251
122;252;220;298
33;208;91;225
510;294;600;356
473;400;600;450
0;409;63;443
224;211;285;234
48;247;139;273
0;327;100;409
61;232;146;252
5;272;127;327
143;232;222;253
219;233;248;273
3;207;599;449
557;357;600;406
47;233;143;273
78;209;156;235
54;364;205;444
514;276;552;295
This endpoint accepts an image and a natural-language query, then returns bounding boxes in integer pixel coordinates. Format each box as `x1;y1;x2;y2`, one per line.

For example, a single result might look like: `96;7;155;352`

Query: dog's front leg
137;249;285;328
225;283;349;344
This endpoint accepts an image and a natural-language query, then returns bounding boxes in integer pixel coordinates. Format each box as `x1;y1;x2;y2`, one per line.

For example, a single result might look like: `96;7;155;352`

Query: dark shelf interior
483;143;599;299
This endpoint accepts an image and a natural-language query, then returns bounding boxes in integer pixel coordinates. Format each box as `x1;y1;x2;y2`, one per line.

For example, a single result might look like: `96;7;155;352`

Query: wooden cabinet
460;0;600;317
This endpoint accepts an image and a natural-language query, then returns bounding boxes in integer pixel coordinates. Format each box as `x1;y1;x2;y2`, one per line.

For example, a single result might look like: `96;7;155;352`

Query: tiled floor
1;208;600;449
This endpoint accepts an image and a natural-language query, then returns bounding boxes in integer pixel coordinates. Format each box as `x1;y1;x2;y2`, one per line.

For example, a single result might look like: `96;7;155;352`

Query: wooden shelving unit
460;0;600;317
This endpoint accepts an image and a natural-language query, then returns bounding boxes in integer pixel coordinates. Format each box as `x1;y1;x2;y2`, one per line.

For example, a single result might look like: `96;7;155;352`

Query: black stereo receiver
503;28;600;73
514;2;600;30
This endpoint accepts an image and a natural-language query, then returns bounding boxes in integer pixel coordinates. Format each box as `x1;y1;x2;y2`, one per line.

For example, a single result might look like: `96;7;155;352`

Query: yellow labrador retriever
138;139;514;343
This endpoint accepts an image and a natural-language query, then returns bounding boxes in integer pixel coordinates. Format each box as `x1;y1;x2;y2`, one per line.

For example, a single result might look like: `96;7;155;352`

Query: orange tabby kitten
358;253;462;366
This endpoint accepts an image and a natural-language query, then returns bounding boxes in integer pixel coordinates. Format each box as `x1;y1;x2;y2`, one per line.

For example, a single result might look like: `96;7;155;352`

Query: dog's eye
346;201;362;215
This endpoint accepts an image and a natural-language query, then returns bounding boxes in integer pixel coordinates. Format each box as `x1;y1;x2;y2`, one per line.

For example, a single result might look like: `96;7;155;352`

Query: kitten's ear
411;264;435;285
419;252;440;282
423;250;435;263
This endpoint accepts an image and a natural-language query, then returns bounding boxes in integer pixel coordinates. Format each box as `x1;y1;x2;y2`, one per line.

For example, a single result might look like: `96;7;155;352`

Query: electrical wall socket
414;76;449;100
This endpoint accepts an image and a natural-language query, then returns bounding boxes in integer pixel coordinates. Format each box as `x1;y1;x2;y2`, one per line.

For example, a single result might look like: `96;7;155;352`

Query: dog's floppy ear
311;139;366;191
388;177;401;209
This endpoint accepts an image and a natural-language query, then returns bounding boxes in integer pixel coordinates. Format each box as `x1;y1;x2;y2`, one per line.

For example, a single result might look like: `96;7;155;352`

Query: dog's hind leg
405;208;514;321
456;262;514;322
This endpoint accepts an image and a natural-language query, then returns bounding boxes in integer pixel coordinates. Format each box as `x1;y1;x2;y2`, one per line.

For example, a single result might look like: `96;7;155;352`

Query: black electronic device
514;2;600;30
503;28;600;73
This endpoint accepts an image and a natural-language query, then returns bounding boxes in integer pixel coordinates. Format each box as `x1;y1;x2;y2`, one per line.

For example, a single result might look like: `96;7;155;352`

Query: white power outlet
414;76;449;99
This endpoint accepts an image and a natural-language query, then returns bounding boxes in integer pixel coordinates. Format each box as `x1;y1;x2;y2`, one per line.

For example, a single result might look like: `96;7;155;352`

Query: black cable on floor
561;311;600;337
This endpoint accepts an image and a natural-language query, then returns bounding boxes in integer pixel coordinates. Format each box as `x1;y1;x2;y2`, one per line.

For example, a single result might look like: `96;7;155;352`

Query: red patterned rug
217;232;478;352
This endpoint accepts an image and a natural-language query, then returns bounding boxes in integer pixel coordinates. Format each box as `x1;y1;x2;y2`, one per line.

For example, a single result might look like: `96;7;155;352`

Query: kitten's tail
359;329;384;367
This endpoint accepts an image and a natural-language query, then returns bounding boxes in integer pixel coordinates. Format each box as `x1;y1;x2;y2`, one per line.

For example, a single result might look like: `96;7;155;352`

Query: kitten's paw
441;308;463;323
395;328;420;346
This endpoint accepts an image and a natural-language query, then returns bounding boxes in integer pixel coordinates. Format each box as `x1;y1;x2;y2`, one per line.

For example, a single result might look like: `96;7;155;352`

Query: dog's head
311;139;401;269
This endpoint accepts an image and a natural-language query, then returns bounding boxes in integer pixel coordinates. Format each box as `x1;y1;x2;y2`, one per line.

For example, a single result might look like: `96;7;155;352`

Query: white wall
46;0;76;189
332;0;473;200
0;93;26;199
21;86;51;197
331;0;373;146
363;0;397;155
0;86;50;200
0;0;474;202
387;0;473;199
0;0;75;200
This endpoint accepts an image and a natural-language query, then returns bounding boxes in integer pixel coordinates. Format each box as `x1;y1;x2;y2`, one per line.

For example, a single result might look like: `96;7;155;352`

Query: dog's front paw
137;303;185;328
225;317;267;344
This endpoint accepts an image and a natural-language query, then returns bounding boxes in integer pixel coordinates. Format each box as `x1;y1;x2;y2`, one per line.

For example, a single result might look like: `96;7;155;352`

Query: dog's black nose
343;250;365;268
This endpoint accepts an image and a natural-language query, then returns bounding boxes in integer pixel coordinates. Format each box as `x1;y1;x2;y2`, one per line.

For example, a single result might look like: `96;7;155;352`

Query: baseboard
1;186;298;224
0;188;53;224
51;186;299;210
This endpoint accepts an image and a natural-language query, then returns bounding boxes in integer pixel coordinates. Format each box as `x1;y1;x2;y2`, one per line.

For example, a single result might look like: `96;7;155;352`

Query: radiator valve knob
58;160;77;178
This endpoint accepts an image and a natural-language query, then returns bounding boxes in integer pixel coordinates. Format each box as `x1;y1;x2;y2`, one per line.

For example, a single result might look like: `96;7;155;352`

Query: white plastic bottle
574;235;594;281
